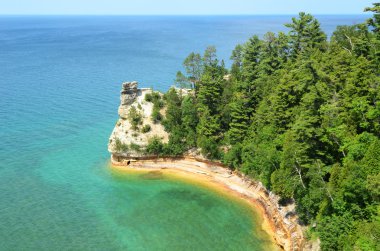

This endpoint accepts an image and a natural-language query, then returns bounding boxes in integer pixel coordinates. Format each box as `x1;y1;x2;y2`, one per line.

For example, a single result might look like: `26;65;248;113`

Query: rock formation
118;81;138;119
108;81;305;250
108;82;168;158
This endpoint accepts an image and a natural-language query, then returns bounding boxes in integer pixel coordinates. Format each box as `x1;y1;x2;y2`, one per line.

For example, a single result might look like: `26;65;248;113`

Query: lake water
0;15;367;250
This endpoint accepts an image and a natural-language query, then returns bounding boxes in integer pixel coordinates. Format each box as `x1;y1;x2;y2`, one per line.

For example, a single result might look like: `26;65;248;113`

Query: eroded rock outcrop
118;81;138;118
108;81;305;250
108;82;168;158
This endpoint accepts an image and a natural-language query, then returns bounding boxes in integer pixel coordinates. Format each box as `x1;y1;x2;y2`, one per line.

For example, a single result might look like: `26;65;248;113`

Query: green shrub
128;106;142;130
145;93;153;102
145;91;161;102
197;136;221;160
146;136;164;155
132;132;139;138
222;144;242;170
145;91;164;124
142;124;151;133
114;138;128;152
151;107;162;123
130;143;141;152
151;92;161;102
156;100;164;108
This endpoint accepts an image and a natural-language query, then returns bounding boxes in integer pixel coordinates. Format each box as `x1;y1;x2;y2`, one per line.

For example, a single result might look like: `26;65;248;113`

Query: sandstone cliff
108;81;306;250
108;82;168;157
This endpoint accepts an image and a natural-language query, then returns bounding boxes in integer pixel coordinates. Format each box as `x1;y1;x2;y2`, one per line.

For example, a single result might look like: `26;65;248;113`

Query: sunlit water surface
0;15;367;250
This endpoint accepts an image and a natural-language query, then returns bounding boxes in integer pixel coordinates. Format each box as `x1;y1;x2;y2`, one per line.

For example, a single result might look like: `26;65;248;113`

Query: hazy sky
0;0;375;15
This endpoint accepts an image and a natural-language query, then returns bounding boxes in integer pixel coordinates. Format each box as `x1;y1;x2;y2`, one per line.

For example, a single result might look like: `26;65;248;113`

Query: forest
145;3;380;250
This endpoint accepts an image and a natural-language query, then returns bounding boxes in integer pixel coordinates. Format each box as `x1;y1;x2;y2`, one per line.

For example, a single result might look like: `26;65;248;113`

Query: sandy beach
110;156;304;251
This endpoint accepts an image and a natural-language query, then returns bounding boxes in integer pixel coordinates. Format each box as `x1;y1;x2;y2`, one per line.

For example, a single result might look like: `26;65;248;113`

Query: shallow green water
0;118;275;250
4;15;349;250
108;169;276;250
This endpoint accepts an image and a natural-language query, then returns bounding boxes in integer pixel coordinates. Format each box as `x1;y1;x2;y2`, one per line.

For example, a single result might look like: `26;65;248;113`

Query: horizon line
0;13;371;16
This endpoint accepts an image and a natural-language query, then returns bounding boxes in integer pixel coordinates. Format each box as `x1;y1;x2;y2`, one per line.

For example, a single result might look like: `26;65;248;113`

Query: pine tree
285;12;326;57
183;52;203;89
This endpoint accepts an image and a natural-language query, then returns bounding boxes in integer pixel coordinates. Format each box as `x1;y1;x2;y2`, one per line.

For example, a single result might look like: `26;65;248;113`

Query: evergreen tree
164;10;380;249
285;12;327;56
181;96;198;147
227;92;251;144
163;88;182;132
183;52;203;89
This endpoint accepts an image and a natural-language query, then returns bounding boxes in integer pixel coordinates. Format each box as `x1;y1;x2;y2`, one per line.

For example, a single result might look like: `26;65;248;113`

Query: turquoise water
0;15;367;250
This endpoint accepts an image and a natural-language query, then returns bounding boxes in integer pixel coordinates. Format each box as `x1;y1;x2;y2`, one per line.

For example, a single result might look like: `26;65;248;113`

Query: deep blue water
0;15;368;250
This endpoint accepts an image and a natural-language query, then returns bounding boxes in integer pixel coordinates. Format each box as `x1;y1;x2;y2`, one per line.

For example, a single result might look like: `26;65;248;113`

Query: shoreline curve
110;155;304;250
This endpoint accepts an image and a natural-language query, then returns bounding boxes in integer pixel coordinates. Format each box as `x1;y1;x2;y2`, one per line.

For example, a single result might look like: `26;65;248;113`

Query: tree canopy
160;6;380;250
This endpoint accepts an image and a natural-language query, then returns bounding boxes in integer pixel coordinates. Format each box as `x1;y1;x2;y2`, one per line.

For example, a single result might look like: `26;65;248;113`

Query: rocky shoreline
110;155;305;251
108;82;306;250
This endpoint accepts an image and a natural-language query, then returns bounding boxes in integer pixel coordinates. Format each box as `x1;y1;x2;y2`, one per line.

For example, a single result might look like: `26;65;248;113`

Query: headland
108;82;305;251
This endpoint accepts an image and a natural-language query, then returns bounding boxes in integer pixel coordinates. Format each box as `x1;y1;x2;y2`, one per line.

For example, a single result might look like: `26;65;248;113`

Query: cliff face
108;82;168;157
111;157;305;251
108;81;306;250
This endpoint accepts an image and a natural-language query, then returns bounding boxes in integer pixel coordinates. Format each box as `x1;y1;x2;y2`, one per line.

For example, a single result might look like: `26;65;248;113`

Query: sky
0;0;375;15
